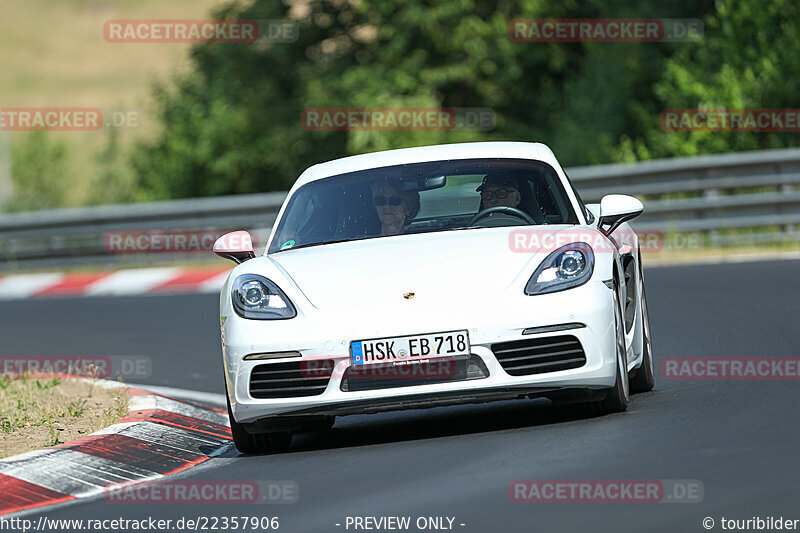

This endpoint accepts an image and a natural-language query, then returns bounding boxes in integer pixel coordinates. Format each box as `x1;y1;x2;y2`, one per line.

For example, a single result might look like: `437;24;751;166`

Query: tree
133;0;718;199
617;0;800;160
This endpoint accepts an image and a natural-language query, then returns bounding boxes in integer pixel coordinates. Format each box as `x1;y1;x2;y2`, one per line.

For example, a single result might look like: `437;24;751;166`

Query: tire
226;385;293;454
630;276;655;393
319;416;336;431
598;286;629;413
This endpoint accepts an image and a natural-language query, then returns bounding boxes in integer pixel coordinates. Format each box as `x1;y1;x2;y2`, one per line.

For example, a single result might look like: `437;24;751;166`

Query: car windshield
268;158;579;253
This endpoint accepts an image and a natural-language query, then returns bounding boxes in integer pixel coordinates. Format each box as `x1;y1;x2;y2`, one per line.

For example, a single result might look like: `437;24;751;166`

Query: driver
371;179;420;236
476;174;522;210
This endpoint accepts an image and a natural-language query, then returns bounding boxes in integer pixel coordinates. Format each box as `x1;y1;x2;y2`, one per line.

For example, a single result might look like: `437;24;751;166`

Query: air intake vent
249;360;334;399
492;335;586;376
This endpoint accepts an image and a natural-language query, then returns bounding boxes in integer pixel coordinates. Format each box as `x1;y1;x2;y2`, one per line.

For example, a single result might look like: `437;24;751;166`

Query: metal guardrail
0;193;286;271
1;148;799;271
568;147;800;245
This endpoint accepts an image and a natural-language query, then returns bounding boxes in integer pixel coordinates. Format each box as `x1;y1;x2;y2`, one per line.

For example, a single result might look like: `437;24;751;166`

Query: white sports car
214;141;655;453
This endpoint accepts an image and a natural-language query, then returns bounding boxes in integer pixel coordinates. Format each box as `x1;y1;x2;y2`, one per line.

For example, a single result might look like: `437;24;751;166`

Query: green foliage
66;399;87;417
45;416;62;447
5;132;73;212
86;128;139;205
0;415;23;433
618;0;800;159
129;0;793;199
35;378;60;390
6;1;798;208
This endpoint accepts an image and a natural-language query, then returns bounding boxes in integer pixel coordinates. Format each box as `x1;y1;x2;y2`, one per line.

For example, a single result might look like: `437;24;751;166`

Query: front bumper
223;280;617;424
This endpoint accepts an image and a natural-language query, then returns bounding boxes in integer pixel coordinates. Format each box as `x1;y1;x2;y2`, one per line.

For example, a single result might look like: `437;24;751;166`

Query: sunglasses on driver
480;188;516;200
373;195;403;206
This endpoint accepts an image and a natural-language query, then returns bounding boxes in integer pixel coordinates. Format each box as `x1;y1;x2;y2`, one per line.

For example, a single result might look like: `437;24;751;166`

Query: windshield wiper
277;239;355;252
447;226;483;231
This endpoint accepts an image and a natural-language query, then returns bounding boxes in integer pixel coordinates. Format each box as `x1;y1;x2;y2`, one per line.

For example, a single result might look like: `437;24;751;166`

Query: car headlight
524;243;594;295
231;274;296;319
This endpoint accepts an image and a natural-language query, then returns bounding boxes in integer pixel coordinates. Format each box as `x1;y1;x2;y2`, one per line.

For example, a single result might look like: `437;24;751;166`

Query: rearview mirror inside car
401;174;446;191
598;195;644;236
421;175;447;190
213;231;256;264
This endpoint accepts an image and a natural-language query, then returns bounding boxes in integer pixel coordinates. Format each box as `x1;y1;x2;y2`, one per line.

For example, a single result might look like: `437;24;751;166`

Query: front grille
492;335;586;376
249;360;334;399
340;355;488;392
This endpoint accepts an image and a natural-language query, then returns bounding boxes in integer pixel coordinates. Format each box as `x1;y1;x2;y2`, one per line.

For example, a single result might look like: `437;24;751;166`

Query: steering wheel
467;206;536;227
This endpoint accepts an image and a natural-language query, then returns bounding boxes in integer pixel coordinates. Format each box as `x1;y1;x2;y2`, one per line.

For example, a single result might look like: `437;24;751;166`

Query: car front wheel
226;384;293;454
630;284;655;393
598;285;630;413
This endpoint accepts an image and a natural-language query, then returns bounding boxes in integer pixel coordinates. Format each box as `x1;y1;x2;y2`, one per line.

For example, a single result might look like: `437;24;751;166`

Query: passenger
476;174;522;210
371;179;420;236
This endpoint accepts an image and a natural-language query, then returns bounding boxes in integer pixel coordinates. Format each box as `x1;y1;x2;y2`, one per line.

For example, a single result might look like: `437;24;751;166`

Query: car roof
291;141;561;191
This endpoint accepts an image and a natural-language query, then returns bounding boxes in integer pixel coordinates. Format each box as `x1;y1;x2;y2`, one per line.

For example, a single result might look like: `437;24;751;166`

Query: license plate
350;330;470;366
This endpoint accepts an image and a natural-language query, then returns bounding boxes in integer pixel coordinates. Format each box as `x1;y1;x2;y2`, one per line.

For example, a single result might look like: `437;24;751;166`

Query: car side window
536;168;579;224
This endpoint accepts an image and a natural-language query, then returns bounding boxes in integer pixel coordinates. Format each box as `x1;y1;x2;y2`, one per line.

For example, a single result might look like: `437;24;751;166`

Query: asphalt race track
4;259;800;532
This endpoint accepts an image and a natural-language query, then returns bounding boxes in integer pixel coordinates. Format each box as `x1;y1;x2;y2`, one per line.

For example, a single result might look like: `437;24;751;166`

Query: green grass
0;374;128;456
0;0;221;210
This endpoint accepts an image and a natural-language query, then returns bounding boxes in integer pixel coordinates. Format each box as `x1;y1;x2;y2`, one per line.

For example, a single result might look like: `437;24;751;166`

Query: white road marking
198;270;231;292
0;449;56;465
0;449;162;497
92;421;228;455
128;395;229;426
90;422;139;435
0;383;233;518
83;267;180;296
0;273;64;300
128;383;227;408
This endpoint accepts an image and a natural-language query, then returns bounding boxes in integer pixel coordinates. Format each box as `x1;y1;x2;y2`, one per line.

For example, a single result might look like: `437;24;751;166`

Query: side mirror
213;231;255;264
598;195;644;236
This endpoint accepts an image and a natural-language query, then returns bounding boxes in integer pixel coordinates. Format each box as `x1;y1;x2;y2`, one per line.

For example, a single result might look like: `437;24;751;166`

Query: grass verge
0;375;128;459
0;0;222;210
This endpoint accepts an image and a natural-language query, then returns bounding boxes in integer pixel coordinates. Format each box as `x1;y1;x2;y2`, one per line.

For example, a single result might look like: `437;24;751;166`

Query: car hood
268;227;575;312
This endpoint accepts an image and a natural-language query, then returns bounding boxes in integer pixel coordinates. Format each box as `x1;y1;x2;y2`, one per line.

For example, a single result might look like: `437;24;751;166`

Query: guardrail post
708;229;720;247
